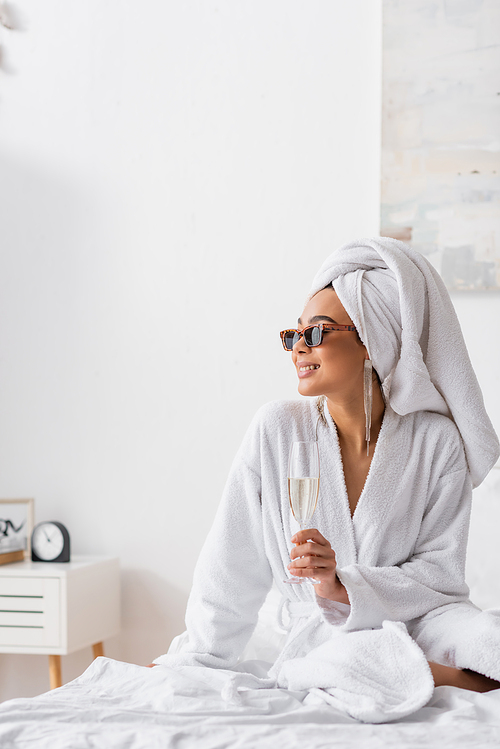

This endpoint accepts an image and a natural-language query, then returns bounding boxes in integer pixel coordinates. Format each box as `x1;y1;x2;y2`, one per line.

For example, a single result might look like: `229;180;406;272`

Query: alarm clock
31;521;71;563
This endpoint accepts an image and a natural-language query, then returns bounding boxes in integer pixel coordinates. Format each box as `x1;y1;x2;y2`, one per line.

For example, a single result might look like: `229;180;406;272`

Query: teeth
299;365;319;371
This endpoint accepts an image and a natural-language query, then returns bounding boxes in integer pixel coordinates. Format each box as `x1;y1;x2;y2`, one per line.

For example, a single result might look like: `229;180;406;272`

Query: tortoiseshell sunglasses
280;323;357;351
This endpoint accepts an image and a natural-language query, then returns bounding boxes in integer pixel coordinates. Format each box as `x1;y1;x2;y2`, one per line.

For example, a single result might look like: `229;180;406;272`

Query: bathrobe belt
277;598;318;632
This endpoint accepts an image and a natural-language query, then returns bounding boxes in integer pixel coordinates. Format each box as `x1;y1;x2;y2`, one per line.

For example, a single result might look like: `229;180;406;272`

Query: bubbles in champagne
288;477;319;522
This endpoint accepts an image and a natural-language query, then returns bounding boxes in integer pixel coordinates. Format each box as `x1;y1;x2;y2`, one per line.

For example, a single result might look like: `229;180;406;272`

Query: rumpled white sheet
0;656;499;749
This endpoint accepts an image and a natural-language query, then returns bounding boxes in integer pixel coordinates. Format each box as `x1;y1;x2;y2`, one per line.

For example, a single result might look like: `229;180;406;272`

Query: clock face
32;523;65;561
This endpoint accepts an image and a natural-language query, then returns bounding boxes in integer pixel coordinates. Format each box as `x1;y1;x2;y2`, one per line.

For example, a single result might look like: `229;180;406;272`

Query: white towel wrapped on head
309;236;499;488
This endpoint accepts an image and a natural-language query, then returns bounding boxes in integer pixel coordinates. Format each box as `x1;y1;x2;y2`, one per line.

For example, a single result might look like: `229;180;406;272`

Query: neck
325;383;385;454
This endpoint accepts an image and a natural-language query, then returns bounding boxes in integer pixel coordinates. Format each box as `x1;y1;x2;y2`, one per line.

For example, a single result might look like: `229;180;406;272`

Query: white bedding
1;588;499;747
0;656;500;749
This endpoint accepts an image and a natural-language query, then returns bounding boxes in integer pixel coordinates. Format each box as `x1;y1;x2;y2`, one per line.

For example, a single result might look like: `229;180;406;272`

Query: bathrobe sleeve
337;462;472;631
154;409;273;669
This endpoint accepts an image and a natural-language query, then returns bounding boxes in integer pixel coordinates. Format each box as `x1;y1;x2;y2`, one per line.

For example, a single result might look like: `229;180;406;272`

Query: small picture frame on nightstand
0;499;35;565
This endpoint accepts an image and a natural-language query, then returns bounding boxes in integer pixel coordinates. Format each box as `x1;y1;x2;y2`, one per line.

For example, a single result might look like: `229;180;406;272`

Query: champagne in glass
288;477;320;526
284;441;320;585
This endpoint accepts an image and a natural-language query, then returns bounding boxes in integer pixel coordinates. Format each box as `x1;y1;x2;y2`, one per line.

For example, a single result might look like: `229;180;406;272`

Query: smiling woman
285;289;386;521
292;292;370;400
150;236;500;722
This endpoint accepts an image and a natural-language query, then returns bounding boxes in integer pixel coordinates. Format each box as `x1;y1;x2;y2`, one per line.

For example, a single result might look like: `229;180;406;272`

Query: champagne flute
283;441;320;585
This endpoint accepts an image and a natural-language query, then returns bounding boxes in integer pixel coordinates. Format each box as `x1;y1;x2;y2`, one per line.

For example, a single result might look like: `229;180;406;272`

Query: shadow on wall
116;568;189;666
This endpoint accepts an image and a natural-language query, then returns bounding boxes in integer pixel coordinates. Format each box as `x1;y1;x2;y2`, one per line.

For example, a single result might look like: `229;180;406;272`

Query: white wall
0;1;382;698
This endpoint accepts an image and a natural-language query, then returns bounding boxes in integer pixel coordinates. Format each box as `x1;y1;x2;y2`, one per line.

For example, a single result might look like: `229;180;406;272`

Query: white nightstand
0;556;120;689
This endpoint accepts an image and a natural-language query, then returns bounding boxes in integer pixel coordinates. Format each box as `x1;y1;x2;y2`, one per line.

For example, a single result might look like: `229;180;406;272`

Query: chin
298;383;322;398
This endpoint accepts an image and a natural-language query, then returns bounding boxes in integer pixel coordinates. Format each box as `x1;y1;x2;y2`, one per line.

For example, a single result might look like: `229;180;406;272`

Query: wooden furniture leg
48;654;62;689
92;641;104;659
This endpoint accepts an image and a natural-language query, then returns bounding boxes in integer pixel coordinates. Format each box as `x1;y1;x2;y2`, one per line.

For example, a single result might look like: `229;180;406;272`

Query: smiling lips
297;361;320;378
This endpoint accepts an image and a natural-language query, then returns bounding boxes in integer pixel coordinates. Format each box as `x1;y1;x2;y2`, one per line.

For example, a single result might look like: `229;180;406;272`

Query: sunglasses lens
284;331;299;350
304;326;321;347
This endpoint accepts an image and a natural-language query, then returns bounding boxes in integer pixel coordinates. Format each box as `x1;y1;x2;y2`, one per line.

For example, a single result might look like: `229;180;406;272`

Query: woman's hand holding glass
284;441;320;585
287;528;350;603
283;440;350;602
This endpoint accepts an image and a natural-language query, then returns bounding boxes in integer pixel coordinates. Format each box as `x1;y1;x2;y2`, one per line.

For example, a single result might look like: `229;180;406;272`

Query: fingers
291;528;330;547
288;551;332;568
287;567;319;579
289;540;336;561
287;563;333;580
288;529;337;581
288;547;336;572
290;531;335;560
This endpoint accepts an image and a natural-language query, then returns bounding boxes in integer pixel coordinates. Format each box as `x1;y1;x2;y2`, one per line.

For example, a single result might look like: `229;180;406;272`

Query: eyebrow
297;315;339;325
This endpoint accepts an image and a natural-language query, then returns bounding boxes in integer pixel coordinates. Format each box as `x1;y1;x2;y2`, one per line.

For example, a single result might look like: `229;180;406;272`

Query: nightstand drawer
0;577;60;648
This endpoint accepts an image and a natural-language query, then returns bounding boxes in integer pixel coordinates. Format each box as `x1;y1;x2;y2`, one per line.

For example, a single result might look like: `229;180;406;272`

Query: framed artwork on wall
0;499;34;565
380;0;500;290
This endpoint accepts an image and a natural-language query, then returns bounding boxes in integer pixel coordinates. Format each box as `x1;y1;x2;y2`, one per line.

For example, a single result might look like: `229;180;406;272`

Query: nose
293;334;311;354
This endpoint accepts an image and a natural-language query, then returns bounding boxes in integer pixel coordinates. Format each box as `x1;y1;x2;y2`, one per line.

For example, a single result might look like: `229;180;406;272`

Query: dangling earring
364;359;373;457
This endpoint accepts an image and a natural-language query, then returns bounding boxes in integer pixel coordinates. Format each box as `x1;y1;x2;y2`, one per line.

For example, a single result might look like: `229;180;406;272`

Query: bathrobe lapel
318;405;401;568
314;409;358;568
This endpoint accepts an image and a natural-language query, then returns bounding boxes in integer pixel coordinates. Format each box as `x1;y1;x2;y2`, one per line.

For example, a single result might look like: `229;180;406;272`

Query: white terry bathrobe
154;238;500;723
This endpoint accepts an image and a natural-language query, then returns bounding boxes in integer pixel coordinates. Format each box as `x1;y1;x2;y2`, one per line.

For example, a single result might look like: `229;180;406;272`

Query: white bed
0;656;499;749
1;585;500;749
